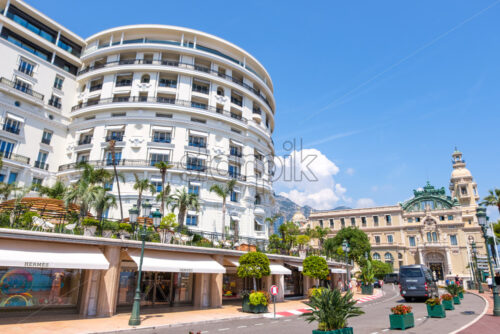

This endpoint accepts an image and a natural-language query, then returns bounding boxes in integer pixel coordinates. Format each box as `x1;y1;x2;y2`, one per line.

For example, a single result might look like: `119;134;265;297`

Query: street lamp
152;209;162;228
128;204;146;326
476;206;500;316
142;200;152;218
471;242;483;293
342;239;351;287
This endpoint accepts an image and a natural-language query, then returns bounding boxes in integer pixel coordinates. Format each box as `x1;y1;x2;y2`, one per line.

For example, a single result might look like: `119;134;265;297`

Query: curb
448;292;490;334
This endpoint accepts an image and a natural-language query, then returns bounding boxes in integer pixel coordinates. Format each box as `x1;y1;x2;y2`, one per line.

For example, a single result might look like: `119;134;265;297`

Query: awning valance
75;128;94;134
330;268;347;274
270;263;292;275
127;249;225;274
189;129;208;137
105;125;125;130
151;125;173;132
0;239;109;270
6;113;25;123
230;140;243;147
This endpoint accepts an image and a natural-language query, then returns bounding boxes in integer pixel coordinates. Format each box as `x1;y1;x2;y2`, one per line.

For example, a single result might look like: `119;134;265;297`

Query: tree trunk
160;170;166;216
221;199;226;241
178;207;185;231
137;190;142;212
113;163;123;222
253;277;257;291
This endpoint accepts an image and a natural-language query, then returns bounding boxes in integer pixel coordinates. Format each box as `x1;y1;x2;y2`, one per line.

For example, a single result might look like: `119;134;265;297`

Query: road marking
201;332;209;333
218;328;230;331
417;318;422;321
237;325;247;328
382;329;389;332
370;332;378;334
284;319;291;322
254;323;263;326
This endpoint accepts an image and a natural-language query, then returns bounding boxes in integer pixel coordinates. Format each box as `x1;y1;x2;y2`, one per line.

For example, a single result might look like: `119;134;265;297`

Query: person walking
486;275;493;292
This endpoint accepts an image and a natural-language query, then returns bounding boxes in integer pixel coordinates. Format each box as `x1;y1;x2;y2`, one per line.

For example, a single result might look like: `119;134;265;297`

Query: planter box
83;225;97;236
458;292;464;299
242;295;268;313
102;229;114;238
312;327;353;334
390;313;414;330
361;284;373;295
442;300;454;310
453;296;461;305
426;304;446;318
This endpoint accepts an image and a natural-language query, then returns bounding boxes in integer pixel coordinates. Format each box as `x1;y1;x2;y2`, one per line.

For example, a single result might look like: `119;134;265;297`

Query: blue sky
27;0;500;219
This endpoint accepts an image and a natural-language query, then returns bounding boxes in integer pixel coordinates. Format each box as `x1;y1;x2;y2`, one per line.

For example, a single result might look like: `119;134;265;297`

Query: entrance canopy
127;249;226;274
0;239;109;270
224;258;291;275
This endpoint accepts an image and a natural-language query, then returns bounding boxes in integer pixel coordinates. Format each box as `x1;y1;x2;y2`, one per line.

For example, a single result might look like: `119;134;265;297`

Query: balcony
188;141;206;149
2;124;20;135
48;99;61;109
105;135;124;142
230;149;242;158
192;84;209;94
78;137;92;145
0;151;30;164
76;59;273;113
34;161;49;170
115;80;132;87
0;77;44;101
41;138;51;145
230;96;243;107
89;84;102;92
187;164;207;172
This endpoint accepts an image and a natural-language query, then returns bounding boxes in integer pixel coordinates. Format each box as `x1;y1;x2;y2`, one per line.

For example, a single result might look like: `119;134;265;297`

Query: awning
127;249;225;273
7;113;25;123
270;263;292;275
151;125;172;132
187;153;207;160
230;215;240;222
331;268;347;274
106;125;125;130
230;140;243;147
286;263;303;272
75;128;94;134
254;218;265;226
189;181;202;186
189;129;208;137
0;239;109;270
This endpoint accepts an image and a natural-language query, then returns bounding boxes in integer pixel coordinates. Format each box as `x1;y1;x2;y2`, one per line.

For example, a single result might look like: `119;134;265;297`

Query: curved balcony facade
60;25;276;241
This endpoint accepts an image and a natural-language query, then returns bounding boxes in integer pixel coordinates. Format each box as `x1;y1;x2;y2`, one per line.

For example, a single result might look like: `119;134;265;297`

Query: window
35;151;48;169
79;133;92;145
373;216;379;226
448;215;453;221
384;252;394;263
461;186;467;195
189;135;206;148
14;78;32;95
217;87;224;96
187;156;205;171
0;174;5;183
76;152;89;162
450;235;458;246
186;215;198;226
153;131;171;143
141;74;150;83
409;236;416;247
106;151;122;165
188;182;200;196
159;78;177;88
361;217;367;227
104;182;113;191
7;172;18;184
3;117;21;134
374;236;380;244
350;217;356;226
54;76;64;90
112;112;126;117
407;218;413;223
150;153;169;166
329;219;334;228
32;177;43;191
156;113;172;118
427;232;432;242
373;253;381;260
385;215;392;225
319;219;323;228
231;92;243;106
192;80;209;94
230;190;238;202
228;164;240;178
254;219;264;232
439;216;445;221
0;140;15;157
432;232;438;242
230;145;242;157
191;117;206;124
18;58;35;76
152;181;162;192
254;194;261;205
415;217;421;222
106;131;124;141
387;235;393;244
48;95;61;109
41;130;53;145
340;218;345;227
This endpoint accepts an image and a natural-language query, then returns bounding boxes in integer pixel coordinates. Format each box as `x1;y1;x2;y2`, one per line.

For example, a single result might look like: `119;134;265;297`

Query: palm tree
37;180;66;199
154;161;173;216
107;140;123;222
314;226;331;249
65;183;100;221
170;187;200;230
265;213;282;236
0;182;22;201
210;179;237;241
92;187;117;222
481;189;500;214
133;174;156;212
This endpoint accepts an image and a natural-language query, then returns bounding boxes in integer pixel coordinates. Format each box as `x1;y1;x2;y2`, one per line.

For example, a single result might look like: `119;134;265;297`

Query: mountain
274;195;351;221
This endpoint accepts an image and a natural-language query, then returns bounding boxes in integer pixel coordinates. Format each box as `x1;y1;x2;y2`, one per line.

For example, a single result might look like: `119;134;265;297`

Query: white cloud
356;198;376;208
486;206;499;222
346;168;355;176
274;148;347;210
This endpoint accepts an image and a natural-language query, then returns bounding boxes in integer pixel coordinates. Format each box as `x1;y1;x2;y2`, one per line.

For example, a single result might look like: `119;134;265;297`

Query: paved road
118;285;485;334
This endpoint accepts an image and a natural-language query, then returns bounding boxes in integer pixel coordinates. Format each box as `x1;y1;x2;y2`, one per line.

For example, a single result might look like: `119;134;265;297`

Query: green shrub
303;255;329;280
249;291;269;306
82;218;100;227
102;220;119;231
119;222;133;233
0;213;10;227
237;252;270;291
21;211;39;228
308;287;327;298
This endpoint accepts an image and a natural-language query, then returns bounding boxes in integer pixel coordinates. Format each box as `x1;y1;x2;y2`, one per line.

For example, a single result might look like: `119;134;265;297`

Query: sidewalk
458;290;500;334
0;291;377;334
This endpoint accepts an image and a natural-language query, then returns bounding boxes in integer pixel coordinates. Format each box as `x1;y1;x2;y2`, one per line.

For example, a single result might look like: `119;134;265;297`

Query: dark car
384;273;399;284
399;265;439;301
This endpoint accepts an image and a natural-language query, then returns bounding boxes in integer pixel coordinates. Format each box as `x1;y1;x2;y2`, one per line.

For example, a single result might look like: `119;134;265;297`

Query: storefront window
0;267;81;309
222;273;244;298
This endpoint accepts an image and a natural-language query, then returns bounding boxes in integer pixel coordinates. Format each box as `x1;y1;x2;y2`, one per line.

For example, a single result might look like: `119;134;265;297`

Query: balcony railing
115;80;132;87
77;59;273;112
41;138;51;145
2;124;20;135
72;97;248;124
34;160;49;170
230;96;243;106
105;135;123;142
253;108;262;115
78;137;92;145
0;151;30;164
0;77;44;101
192;84;209;94
48;99;61;109
58;160;247;181
89;84;102;92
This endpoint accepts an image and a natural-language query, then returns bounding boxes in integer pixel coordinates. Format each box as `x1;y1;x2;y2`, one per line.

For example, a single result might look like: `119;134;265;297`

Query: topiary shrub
249;291;269;306
303;255;329;282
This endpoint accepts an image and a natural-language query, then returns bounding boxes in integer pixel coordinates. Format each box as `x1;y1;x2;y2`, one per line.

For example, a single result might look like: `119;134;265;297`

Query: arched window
384;252;394;263
217;87;224;96
373;253;381;260
398;252;403;259
141;74;150;83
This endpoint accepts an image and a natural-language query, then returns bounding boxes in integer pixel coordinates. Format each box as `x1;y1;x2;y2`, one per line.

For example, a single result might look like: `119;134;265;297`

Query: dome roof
451;167;472;178
291;210;306;223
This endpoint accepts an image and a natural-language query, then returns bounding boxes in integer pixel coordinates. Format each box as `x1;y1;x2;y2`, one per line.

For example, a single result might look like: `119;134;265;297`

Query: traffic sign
270;285;278;296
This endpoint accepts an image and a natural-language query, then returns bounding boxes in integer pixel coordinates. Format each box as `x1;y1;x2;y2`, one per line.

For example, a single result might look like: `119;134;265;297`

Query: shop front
284;263;303;297
0;239;109;314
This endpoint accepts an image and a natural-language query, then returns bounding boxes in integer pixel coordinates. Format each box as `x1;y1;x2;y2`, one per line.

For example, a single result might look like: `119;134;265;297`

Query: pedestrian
445;279;450;286
337;278;344;291
486;275;493;291
495;272;500;286
455;275;460;285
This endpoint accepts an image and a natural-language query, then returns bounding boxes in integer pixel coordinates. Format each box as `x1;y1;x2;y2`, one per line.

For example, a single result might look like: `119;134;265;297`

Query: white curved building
0;1;276;243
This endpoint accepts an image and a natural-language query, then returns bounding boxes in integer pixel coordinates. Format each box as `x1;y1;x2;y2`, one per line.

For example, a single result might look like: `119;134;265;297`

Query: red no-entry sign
270;285;278;296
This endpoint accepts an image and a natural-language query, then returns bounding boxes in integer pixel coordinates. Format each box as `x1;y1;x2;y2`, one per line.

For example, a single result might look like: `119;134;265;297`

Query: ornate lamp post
476;206;500;316
128;204;145;326
142;200;152;218
152;209;162;228
471;242;483;293
342;239;351;287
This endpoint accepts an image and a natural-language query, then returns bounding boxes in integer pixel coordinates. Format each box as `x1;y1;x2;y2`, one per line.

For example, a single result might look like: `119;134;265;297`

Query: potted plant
82;218;99;236
458;286;464;299
119;222;133;240
425;297;446;318
303;255;330;288
389;305;414;330
445;284;461;305
157;213;178;244
101;220;118;238
359;260;375;295
441;294;454;310
308;287;327;300
242;290;269;313
302;288;363;334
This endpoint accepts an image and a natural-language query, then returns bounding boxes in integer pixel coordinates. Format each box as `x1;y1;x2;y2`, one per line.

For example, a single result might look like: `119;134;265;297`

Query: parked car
384;273;399;284
399;265;439;301
374;280;382;288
